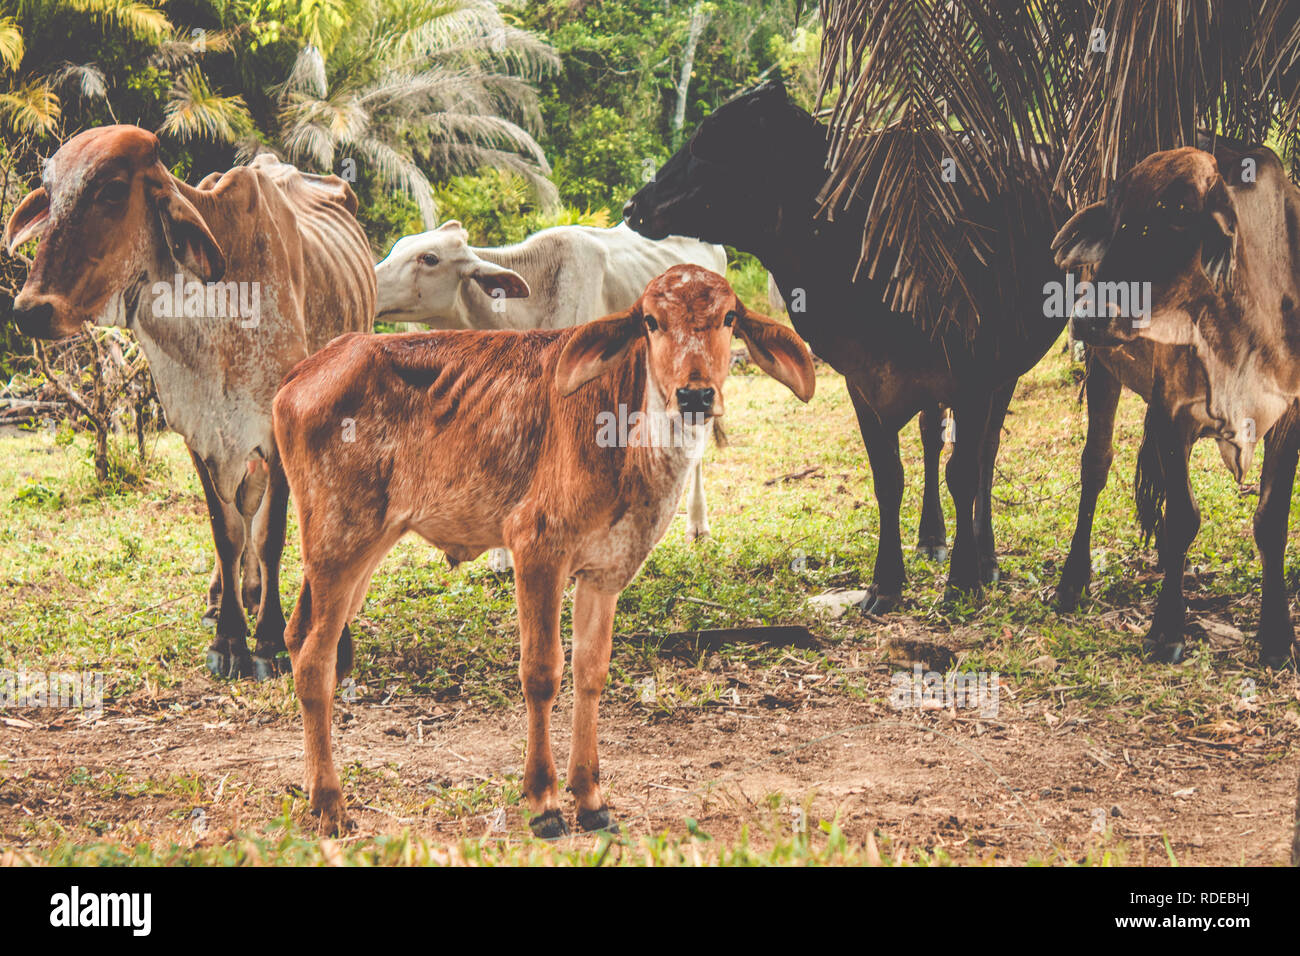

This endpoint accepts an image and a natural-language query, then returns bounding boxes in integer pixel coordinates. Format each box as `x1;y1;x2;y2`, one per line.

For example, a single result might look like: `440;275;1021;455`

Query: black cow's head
1052;146;1237;347
623;80;828;249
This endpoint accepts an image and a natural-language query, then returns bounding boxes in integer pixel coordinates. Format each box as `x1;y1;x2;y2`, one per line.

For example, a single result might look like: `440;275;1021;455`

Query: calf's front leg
568;578;619;832
514;555;569;838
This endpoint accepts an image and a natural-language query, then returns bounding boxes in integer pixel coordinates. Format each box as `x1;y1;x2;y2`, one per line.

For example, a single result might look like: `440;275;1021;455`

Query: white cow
374;220;729;566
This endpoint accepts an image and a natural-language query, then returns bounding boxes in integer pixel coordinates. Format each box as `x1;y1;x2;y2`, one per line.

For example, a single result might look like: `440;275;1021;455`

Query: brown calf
273;265;815;836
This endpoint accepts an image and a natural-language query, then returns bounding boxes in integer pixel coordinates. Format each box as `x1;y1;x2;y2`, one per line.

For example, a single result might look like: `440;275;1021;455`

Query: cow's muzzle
10;299;57;339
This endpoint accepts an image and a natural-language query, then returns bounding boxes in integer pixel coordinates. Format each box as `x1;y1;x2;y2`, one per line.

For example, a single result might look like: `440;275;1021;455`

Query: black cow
624;81;1066;602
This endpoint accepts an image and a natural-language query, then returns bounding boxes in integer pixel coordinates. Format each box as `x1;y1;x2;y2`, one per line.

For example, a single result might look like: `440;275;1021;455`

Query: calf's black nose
676;387;714;416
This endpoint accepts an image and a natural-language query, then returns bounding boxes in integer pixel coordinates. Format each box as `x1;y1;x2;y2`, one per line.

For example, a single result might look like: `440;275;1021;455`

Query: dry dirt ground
3;619;1296;865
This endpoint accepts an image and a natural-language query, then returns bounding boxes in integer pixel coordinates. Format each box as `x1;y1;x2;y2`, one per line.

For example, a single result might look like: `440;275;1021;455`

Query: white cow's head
374;220;529;327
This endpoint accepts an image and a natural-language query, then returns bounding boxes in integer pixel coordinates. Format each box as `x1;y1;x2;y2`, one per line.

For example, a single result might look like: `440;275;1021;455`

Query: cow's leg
568;577;619;833
250;458;292;679
684;458;709;541
1057;358;1123;610
1143;413;1199;663
512;552;569;838
974;381;1015;586
203;557;221;628
1255;413;1299;667
847;386;906;613
916;404;947;560
189;449;253;678
944;391;994;597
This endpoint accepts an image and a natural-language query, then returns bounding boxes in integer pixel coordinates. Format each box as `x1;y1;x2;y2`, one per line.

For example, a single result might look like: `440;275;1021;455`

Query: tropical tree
262;0;560;226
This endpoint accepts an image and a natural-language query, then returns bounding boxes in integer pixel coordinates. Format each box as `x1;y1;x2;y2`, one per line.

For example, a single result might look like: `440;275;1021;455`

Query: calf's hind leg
1057;358;1122;611
568;578;619;833
1255;410;1299;667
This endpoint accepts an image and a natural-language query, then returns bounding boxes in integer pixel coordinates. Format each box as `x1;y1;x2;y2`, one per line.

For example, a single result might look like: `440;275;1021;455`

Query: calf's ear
150;177;225;282
734;304;816;402
5;187;50;252
1051;201;1110;268
1202;179;1236;288
467;259;530;299
555;307;642;396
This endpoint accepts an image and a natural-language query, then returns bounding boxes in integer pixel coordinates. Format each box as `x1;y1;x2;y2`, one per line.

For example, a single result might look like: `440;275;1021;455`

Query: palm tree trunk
672;2;711;148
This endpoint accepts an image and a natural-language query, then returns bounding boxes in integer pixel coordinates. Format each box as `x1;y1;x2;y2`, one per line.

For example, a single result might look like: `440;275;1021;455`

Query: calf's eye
645;314;658;332
724;310;737;327
419;253;439;266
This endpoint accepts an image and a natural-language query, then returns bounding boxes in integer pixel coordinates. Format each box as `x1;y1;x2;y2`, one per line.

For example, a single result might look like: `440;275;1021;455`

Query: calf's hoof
1142;638;1185;665
688;526;710;543
577;806;621;834
311;790;353;836
201;608;219;630
529;808;570;840
916;543;948;562
486;548;513;573
856;587;901;615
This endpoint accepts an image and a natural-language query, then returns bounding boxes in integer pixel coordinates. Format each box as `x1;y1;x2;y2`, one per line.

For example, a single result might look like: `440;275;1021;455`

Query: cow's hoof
206;648;254;680
251;655;287;681
529;809;570;840
1258;645;1297;670
1055;580;1086;612
688;527;710;544
486;548;513;573
857;587;901;615
979;559;1000;587
577;807;621;834
1143;638;1185;664
943;583;983;605
916;543;948;562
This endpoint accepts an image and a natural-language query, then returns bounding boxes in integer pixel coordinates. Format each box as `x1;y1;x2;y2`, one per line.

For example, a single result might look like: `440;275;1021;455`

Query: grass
1;324;1298;866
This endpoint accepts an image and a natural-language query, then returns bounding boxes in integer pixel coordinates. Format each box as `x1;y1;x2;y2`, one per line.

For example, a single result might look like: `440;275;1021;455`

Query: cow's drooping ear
1202;178;1237;288
1051;201;1110;269
4;187;50;252
149;177;225;282
555;307;642;396
466;259;529;299
734;303;816;402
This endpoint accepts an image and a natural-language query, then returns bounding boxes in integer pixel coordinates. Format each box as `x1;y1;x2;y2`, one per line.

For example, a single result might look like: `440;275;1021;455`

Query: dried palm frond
817;0;1078;336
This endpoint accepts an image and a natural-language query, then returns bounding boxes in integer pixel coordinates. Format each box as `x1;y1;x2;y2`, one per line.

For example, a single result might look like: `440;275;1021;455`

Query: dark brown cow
4;126;376;679
1055;144;1300;667
273;266;815;836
